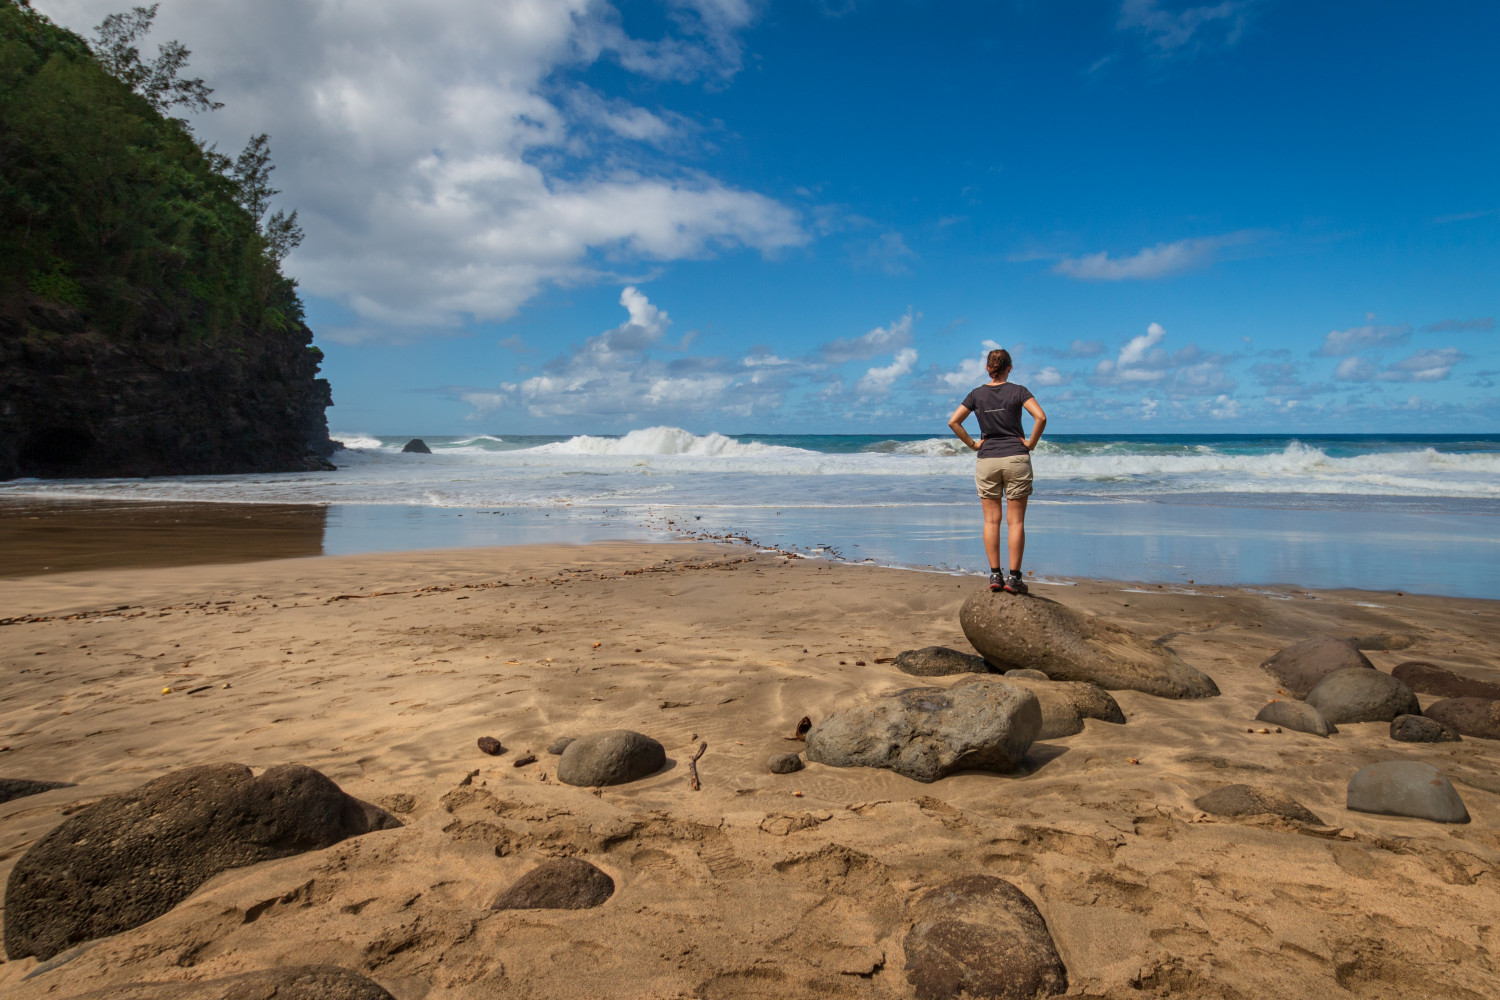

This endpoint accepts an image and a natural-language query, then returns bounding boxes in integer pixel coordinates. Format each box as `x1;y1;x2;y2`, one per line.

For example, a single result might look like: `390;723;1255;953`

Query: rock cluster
959;592;1218;699
1260;638;1372;698
3;763;399;960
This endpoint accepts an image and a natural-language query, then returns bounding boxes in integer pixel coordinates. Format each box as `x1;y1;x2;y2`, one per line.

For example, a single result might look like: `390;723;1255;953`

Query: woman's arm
1022;397;1047;452
947;404;979;451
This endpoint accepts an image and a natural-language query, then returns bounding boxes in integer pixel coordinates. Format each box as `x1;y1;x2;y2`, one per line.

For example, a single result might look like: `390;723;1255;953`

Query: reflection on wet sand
0;500;326;577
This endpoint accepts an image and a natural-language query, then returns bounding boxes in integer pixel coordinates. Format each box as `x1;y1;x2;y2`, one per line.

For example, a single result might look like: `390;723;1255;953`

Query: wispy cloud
1335;348;1465;383
1315;323;1412;357
820;309;916;363
1421;317;1494;333
1118;0;1256;54
1053;231;1260;281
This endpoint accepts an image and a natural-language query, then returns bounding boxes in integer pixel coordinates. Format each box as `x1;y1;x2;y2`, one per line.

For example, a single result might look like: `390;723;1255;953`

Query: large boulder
3;763;399;961
1255;700;1337;737
1305;668;1420;724
401;438;432;454
491;858;614;910
1422;698;1500;740
958;592;1218;699
895;646;994;677
555;730;666;787
0;778;73;805
997;677;1125;739
806;676;1041;783
1346;761;1469;823
1260;638;1373;698
1392;662;1500;701
904;874;1067;1000
1193;784;1323;825
60;966;395;1000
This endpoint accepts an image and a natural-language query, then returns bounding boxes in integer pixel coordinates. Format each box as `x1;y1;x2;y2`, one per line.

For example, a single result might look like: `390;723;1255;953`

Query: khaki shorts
975;454;1033;501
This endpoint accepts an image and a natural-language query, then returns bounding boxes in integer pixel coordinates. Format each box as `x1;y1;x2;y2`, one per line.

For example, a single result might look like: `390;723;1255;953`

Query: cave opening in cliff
18;426;97;476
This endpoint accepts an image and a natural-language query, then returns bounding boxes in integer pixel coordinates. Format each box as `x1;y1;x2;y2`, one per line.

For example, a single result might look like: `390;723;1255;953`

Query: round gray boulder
555;730;666;787
59;966;396;1000
959;591;1218;699
995;677;1125;739
1422;698;1500;740
1004;668;1050;680
491;857;614;910
1390;714;1460;743
806;676;1041;783
895;646;994;677
767;752;804;774
904;874;1068;1000
1347;761;1469;823
3;764;400;961
1260;638;1373;698
1305;668;1419;724
1255;700;1337;737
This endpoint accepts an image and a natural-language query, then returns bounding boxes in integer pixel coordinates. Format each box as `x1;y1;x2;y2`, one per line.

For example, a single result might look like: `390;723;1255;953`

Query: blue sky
37;0;1500;434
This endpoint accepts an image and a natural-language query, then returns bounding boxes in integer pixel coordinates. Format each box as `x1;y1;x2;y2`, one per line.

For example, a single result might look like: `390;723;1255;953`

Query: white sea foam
534;426;804;458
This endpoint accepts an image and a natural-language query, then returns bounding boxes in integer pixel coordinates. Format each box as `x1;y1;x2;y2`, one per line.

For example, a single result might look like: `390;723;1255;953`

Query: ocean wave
863;437;971;457
533;426;812;458
333;434;389;450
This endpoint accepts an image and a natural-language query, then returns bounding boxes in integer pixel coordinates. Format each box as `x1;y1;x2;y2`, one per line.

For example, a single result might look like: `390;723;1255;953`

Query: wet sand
1;543;1498;998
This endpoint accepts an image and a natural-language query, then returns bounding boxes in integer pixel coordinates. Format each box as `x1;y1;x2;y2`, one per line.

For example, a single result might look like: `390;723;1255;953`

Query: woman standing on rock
947;348;1047;594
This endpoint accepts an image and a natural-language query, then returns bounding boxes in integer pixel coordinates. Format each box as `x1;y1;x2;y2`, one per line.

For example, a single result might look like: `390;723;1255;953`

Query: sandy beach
2;541;1499;999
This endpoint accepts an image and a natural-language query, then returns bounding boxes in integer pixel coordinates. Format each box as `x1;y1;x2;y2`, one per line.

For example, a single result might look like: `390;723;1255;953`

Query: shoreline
1;542;1497;997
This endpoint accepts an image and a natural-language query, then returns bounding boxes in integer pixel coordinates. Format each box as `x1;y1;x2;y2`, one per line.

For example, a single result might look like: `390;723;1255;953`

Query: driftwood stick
688;741;707;791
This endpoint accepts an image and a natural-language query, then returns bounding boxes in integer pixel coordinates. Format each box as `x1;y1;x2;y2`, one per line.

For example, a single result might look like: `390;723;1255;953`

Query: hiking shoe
1003;574;1029;595
988;571;1004;592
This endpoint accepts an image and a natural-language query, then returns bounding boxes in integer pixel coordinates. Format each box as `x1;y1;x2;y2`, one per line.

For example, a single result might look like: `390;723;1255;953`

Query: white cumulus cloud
856;348;918;395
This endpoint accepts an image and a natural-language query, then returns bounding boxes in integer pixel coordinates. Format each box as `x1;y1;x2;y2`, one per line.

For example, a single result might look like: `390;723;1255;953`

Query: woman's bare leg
981;497;1004;569
1006;496;1028;573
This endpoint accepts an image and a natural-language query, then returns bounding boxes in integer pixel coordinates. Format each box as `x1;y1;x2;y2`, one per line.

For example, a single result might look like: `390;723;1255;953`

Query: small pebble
478;736;505;756
513;753;537;767
161;687;172;695
792;790;803;797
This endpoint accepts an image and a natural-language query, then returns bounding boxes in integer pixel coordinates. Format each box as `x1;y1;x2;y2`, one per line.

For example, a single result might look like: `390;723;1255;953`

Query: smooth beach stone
401;438;431;454
1354;632;1417;652
58;965;396;1000
1260;638;1373;698
1255;700;1337;737
1390;714;1461;743
0;778;73;805
546;737;576;755
1004;668;1051;680
805;676;1041;783
555;730;666;787
491;857;614;910
1391;661;1500;701
3;763;400;961
994;677;1125;740
1346;761;1469;823
1193;784;1324;825
1304;668;1419;725
904;874;1068;1000
894;646;994;677
1422;698;1500;740
959;591;1219;699
767;752;804;774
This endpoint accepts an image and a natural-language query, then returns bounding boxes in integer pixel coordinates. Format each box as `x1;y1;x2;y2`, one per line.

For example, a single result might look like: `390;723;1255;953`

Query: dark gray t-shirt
961;382;1034;458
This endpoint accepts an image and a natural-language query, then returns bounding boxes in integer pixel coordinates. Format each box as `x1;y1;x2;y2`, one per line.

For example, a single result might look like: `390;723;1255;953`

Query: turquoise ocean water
4;429;1498;597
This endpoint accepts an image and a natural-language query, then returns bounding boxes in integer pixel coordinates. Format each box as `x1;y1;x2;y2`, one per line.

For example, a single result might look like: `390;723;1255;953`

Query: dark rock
1392;661;1500;701
904;874;1067;1000
0;778;73;805
959;591;1218;699
546;737;576;755
3;763;400;961
477;736;504;756
59;965;395;1000
805;676;1040;783
1004;668;1050;680
1305;668;1419;724
894;646;994;677
1193;784;1323;825
1260;638;1373;698
1423;698;1500;740
1354;632;1417;651
1347;761;1469;823
1390;714;1460;743
512;754;536;767
767;752;804;774
401;438;432;454
491;857;614;910
555;730;666;787
1255;700;1337;737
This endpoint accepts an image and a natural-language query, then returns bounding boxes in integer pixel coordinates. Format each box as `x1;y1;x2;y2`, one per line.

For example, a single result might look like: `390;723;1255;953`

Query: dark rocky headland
0;4;335;480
